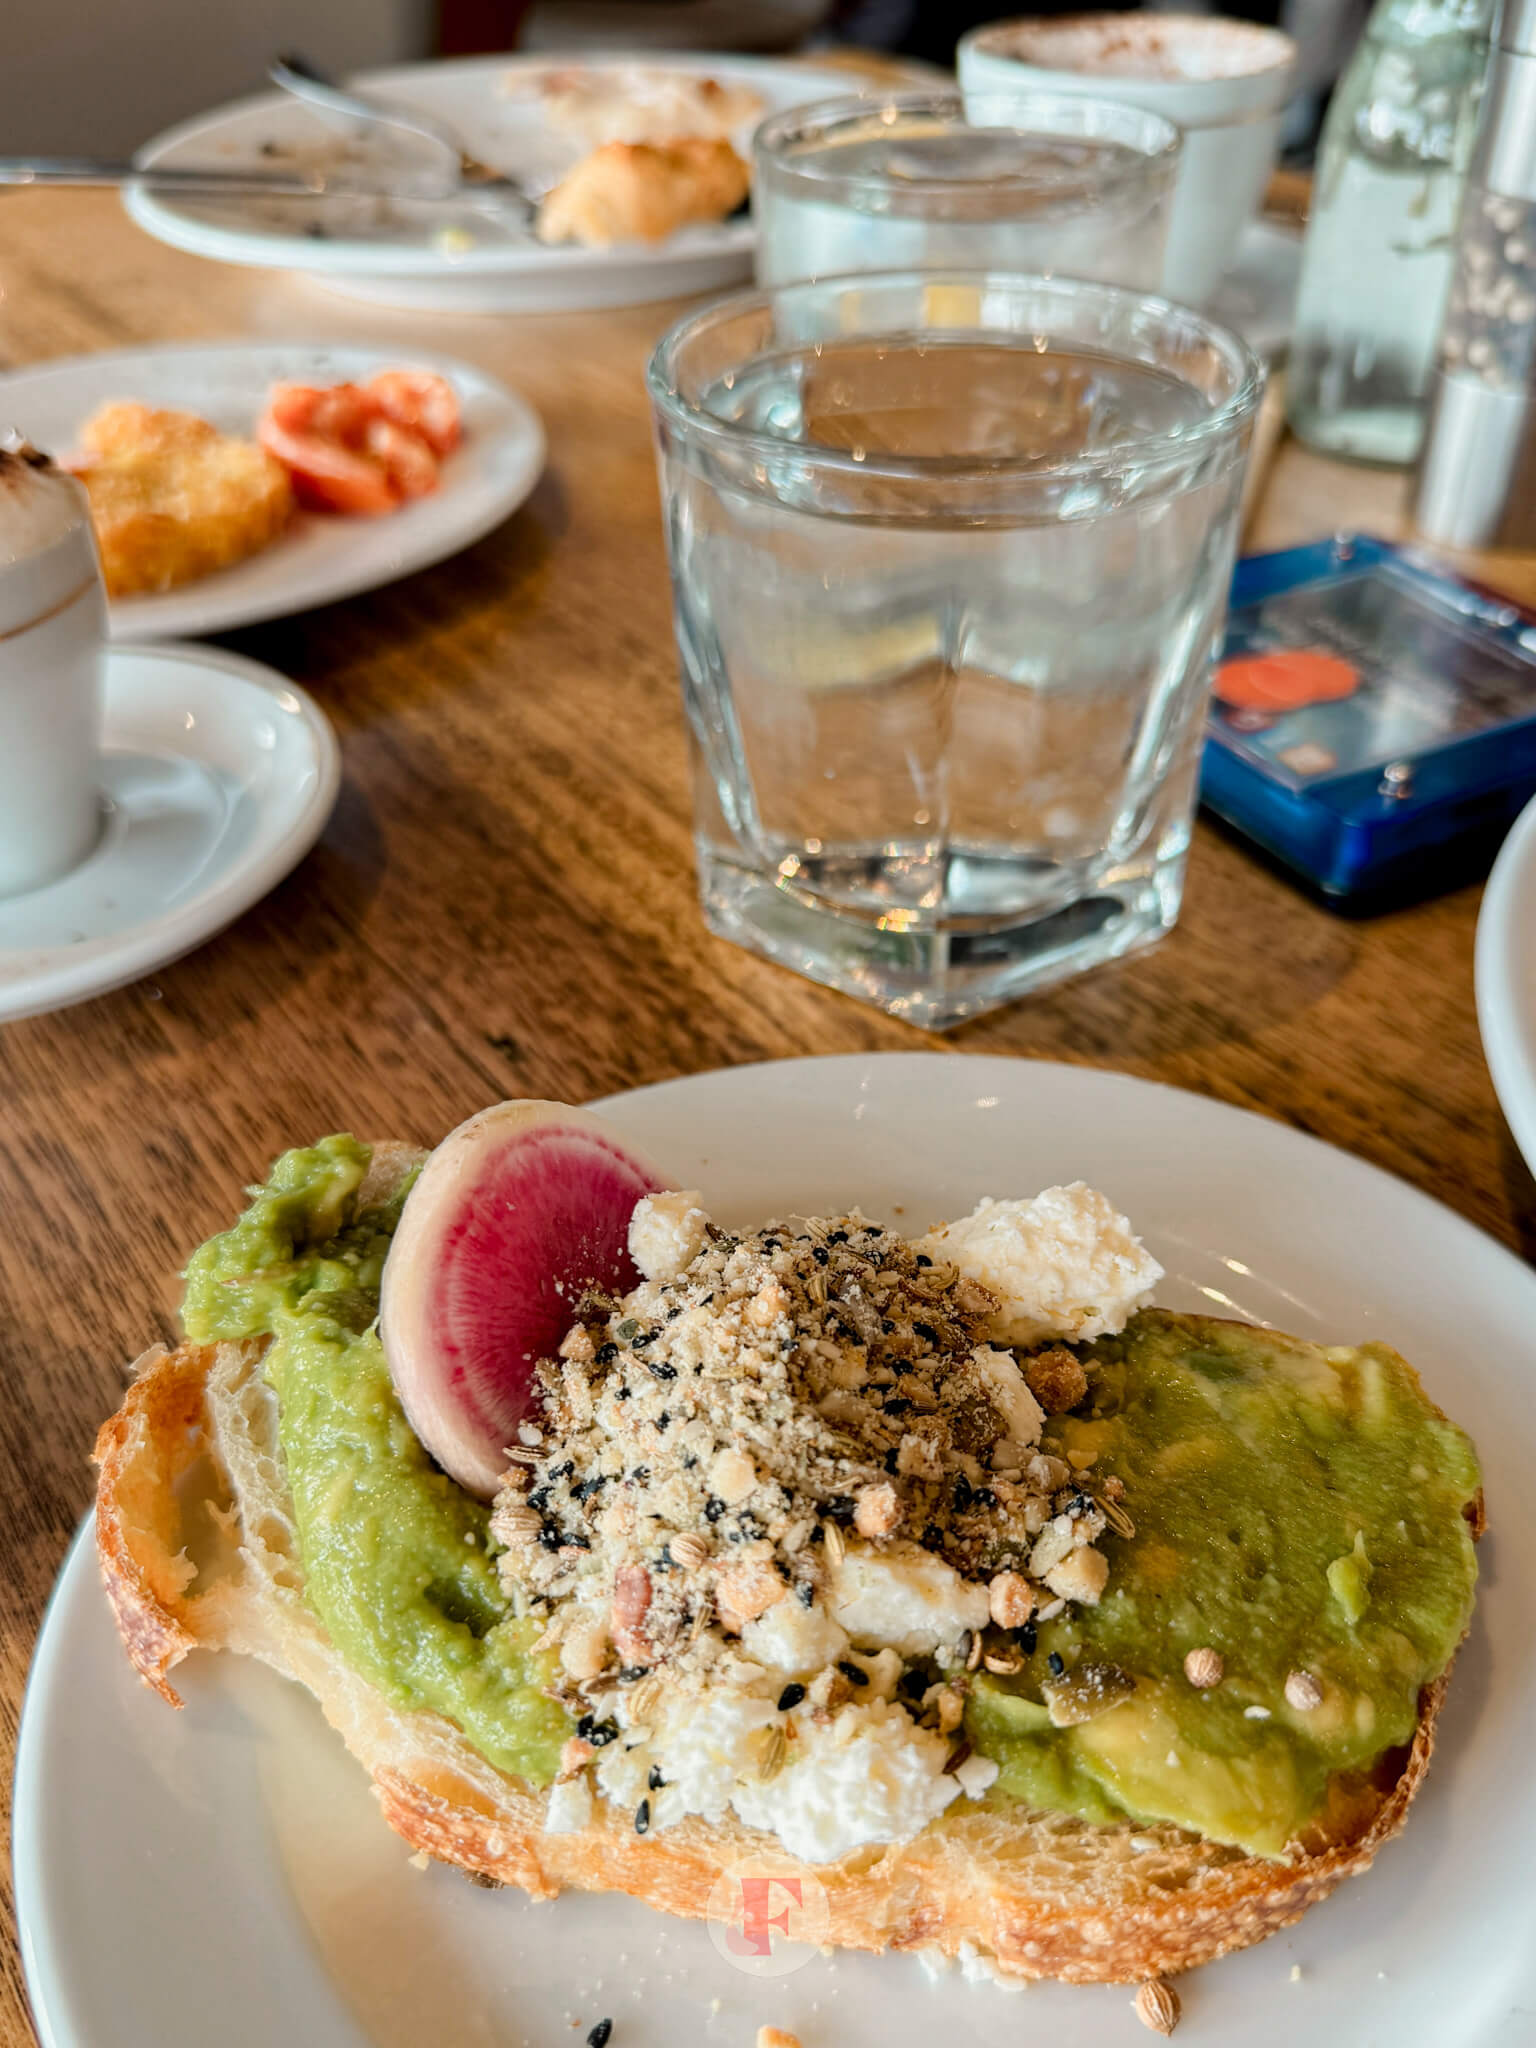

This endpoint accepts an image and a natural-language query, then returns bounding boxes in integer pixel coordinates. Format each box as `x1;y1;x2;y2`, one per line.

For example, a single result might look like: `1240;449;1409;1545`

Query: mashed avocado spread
181;1143;1480;1855
181;1136;568;1782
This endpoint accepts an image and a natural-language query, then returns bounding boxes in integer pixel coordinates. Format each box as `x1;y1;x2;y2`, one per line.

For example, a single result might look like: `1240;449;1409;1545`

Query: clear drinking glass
648;272;1262;1028
752;91;1181;292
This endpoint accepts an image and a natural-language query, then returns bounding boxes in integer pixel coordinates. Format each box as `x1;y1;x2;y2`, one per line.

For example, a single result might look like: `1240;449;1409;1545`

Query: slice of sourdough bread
92;1141;1472;1987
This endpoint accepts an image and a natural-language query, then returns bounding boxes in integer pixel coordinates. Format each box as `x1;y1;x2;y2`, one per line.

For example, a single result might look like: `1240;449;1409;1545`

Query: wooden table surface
2;188;1534;2042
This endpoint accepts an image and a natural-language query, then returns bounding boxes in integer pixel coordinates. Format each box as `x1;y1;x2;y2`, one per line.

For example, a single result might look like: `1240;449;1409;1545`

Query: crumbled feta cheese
952;1750;999;1801
742;1595;850;1674
543;1773;594;1834
731;1701;960;1863
827;1539;991;1658
597;1684;779;1830
969;1345;1044;1451
628;1190;710;1283
916;1185;1162;1347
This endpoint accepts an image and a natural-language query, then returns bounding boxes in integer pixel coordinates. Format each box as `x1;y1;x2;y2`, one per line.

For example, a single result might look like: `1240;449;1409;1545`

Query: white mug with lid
0;441;106;899
958;13;1298;306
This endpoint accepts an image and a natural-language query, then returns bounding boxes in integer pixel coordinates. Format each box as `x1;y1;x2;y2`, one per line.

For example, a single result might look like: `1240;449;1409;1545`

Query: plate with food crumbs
0;341;543;638
17;1054;1536;2046
123;53;859;313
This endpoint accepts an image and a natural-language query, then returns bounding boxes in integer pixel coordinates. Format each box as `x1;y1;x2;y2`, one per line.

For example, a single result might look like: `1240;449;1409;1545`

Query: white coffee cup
958;14;1297;307
0;442;106;899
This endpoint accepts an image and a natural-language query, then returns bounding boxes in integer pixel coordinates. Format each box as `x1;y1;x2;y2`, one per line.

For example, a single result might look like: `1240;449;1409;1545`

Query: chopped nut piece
716;1558;785;1630
1044;1542;1108;1605
746;1277;789;1328
853;1481;904;1539
558;1325;597;1363
757;2030;802;2048
988;1569;1038;1630
932;1684;966;1734
611;1564;653;1665
709;1445;758;1505
1285;1668;1323;1711
1183;1647;1224;1690
1134;1978;1181;2036
557;1736;595;1780
1021;1343;1089;1414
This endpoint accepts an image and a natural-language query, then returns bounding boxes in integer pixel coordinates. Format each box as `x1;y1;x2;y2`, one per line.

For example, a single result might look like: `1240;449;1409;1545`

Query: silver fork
268;52;540;221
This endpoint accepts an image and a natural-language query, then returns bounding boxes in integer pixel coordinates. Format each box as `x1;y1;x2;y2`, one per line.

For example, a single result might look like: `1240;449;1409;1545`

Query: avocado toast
93;1113;1482;1991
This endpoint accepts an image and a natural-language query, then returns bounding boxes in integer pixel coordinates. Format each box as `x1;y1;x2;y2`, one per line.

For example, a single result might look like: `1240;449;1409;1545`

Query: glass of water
753;91;1181;292
648;272;1261;1028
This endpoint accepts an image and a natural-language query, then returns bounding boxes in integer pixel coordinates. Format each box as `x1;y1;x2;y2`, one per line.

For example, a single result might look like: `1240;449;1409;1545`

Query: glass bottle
1287;0;1494;467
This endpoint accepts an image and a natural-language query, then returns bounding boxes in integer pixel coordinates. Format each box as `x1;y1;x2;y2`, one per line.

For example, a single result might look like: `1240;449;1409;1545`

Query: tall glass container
1287;0;1493;467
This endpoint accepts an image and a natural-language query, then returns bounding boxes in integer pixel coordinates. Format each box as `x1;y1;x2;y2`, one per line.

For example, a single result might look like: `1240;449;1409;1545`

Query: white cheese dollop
731;1701;960;1863
916;1184;1162;1347
742;1593;851;1674
826;1539;991;1659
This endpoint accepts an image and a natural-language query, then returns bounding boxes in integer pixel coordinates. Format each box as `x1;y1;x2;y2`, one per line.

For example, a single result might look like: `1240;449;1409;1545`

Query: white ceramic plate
0;343;545;640
0;641;337;1021
126;54;857;313
15;1054;1532;2045
1476;789;1536;1178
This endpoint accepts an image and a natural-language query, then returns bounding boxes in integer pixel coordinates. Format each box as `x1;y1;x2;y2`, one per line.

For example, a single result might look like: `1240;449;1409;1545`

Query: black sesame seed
666;1305;683;1321
890;1357;914;1377
618;1666;650;1683
1048;1651;1066;1678
829;1229;850;1244
704;1497;727;1523
884;1396;912;1416
563;1532;591;1550
648;1764;666;1791
825;1495;857;1523
588;2022;613;2048
923;1523;944;1548
631;1330;656;1349
778;1683;807;1711
573;1476;607;1501
913;1322;939;1345
538;1526;562;1551
615;1386;632;1401
630;1465;650;1482
1018;1621;1038;1653
654;1413;670;1432
528;1487;551;1511
1069;1491;1094;1517
915;1254;933;1268
812;1245;830;1266
551;1460;574;1481
797;1583;815;1607
973;1487;998;1510
837;1660;869;1687
634;1798;651;1835
867;1225;885;1237
648;1360;677;1380
881;1319;895;1334
883;1448;901;1476
952;1475;974;1513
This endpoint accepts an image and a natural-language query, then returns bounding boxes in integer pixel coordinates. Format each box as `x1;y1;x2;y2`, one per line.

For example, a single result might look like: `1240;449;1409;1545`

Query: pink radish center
432;1124;666;1452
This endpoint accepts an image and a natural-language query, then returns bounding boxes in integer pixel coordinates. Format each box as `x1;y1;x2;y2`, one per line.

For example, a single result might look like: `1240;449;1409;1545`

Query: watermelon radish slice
380;1100;671;1498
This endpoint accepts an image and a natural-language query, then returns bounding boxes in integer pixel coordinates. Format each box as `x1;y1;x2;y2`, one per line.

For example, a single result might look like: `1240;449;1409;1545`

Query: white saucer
0;642;339;1022
1476;788;1536;1178
0;342;546;641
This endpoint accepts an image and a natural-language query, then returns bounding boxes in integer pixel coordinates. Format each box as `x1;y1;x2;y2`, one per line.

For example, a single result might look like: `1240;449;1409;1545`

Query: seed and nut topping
1183;1647;1224;1690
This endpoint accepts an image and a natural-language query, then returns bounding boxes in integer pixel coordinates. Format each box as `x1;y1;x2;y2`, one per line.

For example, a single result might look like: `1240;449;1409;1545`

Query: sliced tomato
364;416;440;501
256;412;398;516
366;370;461;460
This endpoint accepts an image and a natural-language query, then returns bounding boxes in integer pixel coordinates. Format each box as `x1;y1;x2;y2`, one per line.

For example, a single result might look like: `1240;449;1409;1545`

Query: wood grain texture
1;188;1534;2044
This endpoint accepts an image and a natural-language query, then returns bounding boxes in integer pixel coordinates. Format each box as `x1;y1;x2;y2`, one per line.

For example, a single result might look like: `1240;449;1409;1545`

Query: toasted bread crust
93;1316;1472;1985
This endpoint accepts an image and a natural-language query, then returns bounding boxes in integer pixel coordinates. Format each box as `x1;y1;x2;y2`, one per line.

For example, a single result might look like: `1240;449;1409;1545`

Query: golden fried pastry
535;137;750;248
71;402;293;597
